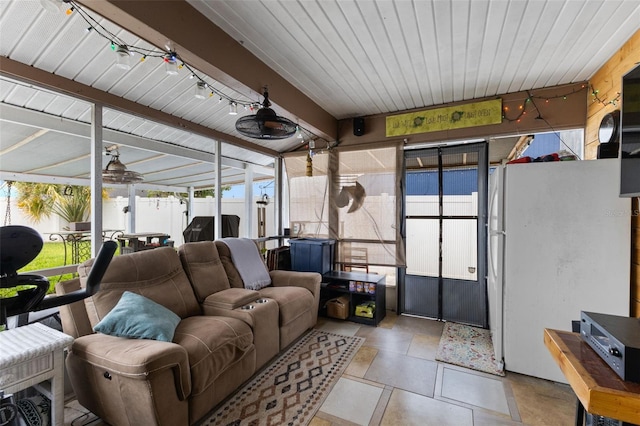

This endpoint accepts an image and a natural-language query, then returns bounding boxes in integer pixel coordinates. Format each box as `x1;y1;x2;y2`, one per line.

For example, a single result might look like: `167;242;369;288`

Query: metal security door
401;142;488;327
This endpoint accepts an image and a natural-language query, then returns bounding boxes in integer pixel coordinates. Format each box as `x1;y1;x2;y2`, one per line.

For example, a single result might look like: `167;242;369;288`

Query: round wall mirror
598;110;620;144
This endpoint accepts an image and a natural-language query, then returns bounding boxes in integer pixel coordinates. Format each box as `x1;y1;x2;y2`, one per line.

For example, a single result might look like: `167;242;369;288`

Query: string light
51;0;329;144
502;85;589;123
57;0;258;110
114;45;132;70
590;85;621;108
164;52;178;75
194;81;207;99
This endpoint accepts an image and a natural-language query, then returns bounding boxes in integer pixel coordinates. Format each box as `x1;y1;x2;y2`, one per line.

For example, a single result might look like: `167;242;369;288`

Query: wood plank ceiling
0;0;639;190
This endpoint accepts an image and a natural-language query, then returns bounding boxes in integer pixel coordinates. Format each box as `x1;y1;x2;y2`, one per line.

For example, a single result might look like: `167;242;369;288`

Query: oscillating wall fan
336;181;366;213
235;88;297;140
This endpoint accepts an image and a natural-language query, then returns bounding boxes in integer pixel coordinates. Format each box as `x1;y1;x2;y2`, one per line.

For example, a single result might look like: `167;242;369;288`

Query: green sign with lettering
386;98;503;137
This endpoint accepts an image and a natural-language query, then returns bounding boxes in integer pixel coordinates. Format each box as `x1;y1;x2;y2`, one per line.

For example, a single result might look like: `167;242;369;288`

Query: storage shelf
320;271;385;326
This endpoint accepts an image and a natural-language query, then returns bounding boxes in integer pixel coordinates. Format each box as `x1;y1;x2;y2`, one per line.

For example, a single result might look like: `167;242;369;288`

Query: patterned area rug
436;322;505;376
201;329;364;426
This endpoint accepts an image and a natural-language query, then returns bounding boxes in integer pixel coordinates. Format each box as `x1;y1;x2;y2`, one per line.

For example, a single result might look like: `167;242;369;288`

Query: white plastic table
0;323;74;426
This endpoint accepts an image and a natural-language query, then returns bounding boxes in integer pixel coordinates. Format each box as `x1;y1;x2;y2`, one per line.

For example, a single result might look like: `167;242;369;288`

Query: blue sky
224;180;275;198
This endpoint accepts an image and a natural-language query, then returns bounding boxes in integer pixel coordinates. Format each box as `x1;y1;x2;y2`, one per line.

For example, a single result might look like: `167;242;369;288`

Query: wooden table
117;232;171;253
544;328;640;425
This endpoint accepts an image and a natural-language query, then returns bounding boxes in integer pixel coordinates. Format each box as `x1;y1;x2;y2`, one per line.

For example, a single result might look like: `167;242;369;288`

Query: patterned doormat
201;329;364;426
435;322;505;376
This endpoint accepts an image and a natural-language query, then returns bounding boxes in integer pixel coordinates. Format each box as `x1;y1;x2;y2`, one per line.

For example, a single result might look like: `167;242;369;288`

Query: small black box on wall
353;117;365;136
597;142;619;159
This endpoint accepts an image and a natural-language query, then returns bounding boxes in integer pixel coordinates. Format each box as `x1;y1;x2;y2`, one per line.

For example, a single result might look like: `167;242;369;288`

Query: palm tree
15;183;105;227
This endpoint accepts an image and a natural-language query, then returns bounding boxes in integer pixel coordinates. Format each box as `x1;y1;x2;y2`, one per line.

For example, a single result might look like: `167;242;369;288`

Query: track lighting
229;102;238;115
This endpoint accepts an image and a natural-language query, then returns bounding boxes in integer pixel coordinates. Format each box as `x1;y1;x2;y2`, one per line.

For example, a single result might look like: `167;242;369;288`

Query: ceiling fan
235;88;297;140
102;149;144;184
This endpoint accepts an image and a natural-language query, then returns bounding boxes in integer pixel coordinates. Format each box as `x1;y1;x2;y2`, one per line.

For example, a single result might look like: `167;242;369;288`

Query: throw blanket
221;238;271;290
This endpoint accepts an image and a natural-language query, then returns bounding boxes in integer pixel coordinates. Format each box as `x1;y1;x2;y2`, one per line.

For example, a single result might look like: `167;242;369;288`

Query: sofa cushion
178;241;231;302
173;316;254;396
94;291;181;342
78;247;201;328
214;241;245;289
257;286;315;326
202;288;260;310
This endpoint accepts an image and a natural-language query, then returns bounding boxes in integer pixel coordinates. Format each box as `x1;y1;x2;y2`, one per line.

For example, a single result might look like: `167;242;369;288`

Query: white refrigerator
488;158;630;383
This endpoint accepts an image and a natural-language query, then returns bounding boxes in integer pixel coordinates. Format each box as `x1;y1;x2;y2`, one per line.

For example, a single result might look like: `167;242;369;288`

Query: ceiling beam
0;57;279;158
0;103;274;177
507;135;535;161
0;171;190;193
0;129;49;156
76;0;337;141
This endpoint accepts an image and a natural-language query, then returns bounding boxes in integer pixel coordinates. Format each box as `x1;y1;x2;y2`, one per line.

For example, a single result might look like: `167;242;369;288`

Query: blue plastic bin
289;238;335;274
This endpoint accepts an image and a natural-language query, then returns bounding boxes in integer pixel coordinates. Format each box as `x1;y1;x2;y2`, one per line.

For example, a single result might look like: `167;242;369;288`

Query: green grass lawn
1;242;78;297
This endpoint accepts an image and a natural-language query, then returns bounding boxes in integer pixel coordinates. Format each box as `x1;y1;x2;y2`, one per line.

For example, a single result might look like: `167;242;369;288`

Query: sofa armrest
269;270;321;295
70;333;192;400
202;288;260;310
269;270;322;326
55;278;93;338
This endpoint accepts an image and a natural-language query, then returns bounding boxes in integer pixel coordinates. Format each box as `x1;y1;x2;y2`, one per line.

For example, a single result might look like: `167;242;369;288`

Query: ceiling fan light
105;157;126;172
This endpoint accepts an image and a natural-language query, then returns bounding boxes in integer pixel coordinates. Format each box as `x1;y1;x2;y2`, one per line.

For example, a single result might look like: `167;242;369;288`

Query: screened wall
284;144;405;269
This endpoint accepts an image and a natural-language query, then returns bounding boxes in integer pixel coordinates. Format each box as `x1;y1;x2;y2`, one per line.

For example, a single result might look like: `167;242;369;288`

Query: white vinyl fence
3;194;476;281
1;196;276;247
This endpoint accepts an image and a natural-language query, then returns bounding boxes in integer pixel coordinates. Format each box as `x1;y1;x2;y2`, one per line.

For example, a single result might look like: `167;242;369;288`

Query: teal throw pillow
93;291;181;342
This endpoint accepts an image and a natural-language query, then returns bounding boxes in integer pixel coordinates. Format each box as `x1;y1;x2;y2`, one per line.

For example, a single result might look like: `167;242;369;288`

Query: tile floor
63;311;577;426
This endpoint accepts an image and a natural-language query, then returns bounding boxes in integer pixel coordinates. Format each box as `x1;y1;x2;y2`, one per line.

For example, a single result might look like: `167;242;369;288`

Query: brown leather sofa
56;240;321;426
